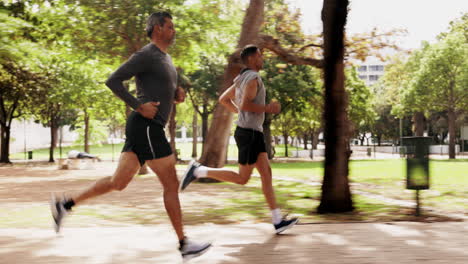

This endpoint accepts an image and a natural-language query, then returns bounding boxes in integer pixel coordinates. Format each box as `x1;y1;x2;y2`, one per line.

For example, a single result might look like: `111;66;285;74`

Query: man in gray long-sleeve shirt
50;11;211;259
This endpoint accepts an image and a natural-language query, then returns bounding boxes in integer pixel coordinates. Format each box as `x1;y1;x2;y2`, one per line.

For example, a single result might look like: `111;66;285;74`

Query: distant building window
358;75;367;80
369;75;380;81
369;65;384;71
358;66;367;72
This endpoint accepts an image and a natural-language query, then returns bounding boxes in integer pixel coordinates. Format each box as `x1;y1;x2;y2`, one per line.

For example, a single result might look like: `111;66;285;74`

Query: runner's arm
105;51;148;110
240;79;280;114
219;84;239;113
239;79;266;113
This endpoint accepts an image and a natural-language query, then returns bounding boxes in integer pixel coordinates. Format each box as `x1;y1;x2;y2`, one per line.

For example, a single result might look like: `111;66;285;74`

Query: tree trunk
49;124;58;163
312;129;320;150
201;112;209;154
169;104;178;160
192;111;198;158
283;133;289;157
263;113;273;159
447;107;456;159
59;126;63;159
413;112;425;136
84;110;90;153
318;0;354;213
199;0;265;168
303;133;308;150
0;125;11;163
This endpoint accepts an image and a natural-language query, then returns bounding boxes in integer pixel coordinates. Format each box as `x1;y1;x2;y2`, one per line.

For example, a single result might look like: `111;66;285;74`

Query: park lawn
207;159;467;219
348;159;468;213
9;143;127;160
9;144;467;217
10;142;240;161
273;144;305;157
10;143;301;161
0;178;452;229
257;160;467;214
198;177;456;224
1;160;464;229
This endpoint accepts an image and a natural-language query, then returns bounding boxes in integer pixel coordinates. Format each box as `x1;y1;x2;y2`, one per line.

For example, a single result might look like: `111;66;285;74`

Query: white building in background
8;119;78;154
357;57;386;86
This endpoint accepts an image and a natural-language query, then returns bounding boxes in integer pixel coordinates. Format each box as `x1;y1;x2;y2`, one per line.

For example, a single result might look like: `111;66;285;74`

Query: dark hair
146;11;173;39
240;44;259;64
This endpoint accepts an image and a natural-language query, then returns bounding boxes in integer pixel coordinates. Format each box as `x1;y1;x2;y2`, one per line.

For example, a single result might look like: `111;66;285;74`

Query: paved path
1;221;467;264
1;162;466;263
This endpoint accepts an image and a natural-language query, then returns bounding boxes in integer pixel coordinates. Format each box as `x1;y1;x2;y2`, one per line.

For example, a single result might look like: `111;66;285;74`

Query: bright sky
286;0;468;50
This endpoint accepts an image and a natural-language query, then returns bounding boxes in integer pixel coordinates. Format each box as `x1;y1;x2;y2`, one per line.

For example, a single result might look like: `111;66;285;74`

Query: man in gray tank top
180;45;298;234
50;12;211;259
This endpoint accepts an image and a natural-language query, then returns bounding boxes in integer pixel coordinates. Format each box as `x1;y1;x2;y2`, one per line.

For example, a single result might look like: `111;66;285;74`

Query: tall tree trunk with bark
359;135;365;146
376;134;382;146
169;104;178;161
303;133;308;150
49;122;59;163
447;81;457;159
283;133;289;157
0;125;11;163
201;111;209;154
447;108;456;159
263;113;274;159
311;129;320;150
199;0;265;167
59;126;64;159
192;111;198;158
318;0;354;213
413;112;425;136
84;110;90;153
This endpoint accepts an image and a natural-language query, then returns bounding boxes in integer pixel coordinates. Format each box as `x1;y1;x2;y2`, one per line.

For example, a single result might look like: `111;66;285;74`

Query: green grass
222;159;468;214
198;177;457;223
10;142;240;161
273;144;305;157
1;160;465;228
9;143;468;218
10;142;305;161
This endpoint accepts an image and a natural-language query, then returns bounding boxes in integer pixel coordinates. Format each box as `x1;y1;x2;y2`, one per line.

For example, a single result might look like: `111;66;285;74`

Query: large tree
199;0;266;167
0;6;48;163
346;67;376;145
317;0;354;213
411;19;467;158
0;61;47;163
187;56;224;153
200;0;403;167
264;57;321;157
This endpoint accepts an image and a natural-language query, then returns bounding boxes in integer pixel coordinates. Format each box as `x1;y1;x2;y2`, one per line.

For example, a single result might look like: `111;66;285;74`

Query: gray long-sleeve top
105;43;177;126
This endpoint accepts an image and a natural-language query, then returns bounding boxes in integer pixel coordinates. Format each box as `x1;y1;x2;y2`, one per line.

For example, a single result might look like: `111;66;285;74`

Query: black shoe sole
275;218;299;234
179;160;197;192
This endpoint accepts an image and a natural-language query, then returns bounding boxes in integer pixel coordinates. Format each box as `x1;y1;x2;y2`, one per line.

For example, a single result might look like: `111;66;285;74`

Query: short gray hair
145;11;173;38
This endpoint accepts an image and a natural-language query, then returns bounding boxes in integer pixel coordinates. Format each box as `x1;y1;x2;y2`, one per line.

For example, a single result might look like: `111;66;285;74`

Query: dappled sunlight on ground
0;162;467;263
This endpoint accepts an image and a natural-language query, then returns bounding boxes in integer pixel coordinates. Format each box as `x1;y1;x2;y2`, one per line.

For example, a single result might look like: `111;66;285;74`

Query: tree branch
0;96;7;123
297;43;323;52
298;43;323;52
187;89;203;116
258;35;324;68
116;31;139;54
8;100;19;127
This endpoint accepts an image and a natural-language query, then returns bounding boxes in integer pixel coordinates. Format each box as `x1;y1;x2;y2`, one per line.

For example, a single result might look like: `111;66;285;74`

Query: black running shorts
234;126;267;165
122;111;172;166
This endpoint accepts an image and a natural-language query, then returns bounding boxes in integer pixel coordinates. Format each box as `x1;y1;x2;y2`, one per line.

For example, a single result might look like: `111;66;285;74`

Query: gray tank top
234;69;265;132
